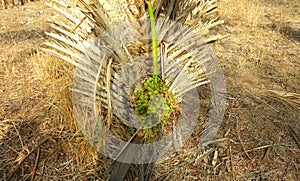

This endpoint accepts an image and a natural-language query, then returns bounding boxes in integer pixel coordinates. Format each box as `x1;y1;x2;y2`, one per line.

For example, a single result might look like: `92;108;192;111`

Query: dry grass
0;0;299;180
219;0;264;30
28;52;117;179
211;0;300;180
0;50;106;179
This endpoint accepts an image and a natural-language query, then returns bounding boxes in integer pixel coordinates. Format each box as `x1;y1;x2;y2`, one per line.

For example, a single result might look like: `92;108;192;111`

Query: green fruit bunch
131;75;179;141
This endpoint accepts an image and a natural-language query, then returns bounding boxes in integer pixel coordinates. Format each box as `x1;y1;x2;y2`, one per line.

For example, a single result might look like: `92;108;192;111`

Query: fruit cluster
131;75;178;141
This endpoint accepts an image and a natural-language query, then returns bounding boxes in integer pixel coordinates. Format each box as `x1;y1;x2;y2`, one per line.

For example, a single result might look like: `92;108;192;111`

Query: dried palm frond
253;89;300;110
44;0;226;180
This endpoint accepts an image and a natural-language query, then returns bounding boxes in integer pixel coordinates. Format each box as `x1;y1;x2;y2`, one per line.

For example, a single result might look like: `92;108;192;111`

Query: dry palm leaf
253;89;300;110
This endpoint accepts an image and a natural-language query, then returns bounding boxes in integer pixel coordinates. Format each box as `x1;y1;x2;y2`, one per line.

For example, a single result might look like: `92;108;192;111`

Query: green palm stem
146;1;158;81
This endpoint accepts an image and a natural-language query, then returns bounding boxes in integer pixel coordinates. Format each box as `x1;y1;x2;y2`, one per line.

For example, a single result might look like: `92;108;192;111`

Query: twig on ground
201;137;228;147
12;122;25;149
262;146;272;161
245;145;272;153
288;125;300;149
30;148;40;181
6;137;53;180
284;161;291;178
224;128;231;137
236;117;252;160
212;150;218;166
229;144;235;179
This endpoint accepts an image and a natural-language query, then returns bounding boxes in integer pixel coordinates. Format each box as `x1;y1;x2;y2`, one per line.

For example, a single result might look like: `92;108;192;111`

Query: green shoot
146;0;158;78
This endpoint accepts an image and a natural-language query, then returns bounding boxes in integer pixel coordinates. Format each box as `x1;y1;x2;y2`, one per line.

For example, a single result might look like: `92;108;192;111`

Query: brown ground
0;0;299;180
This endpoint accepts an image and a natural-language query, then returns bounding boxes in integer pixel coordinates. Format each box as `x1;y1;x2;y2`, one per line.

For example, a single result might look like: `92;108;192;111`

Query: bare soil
0;0;299;180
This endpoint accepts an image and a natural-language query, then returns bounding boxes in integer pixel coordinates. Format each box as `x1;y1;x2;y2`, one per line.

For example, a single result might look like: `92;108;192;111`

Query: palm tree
44;0;227;180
